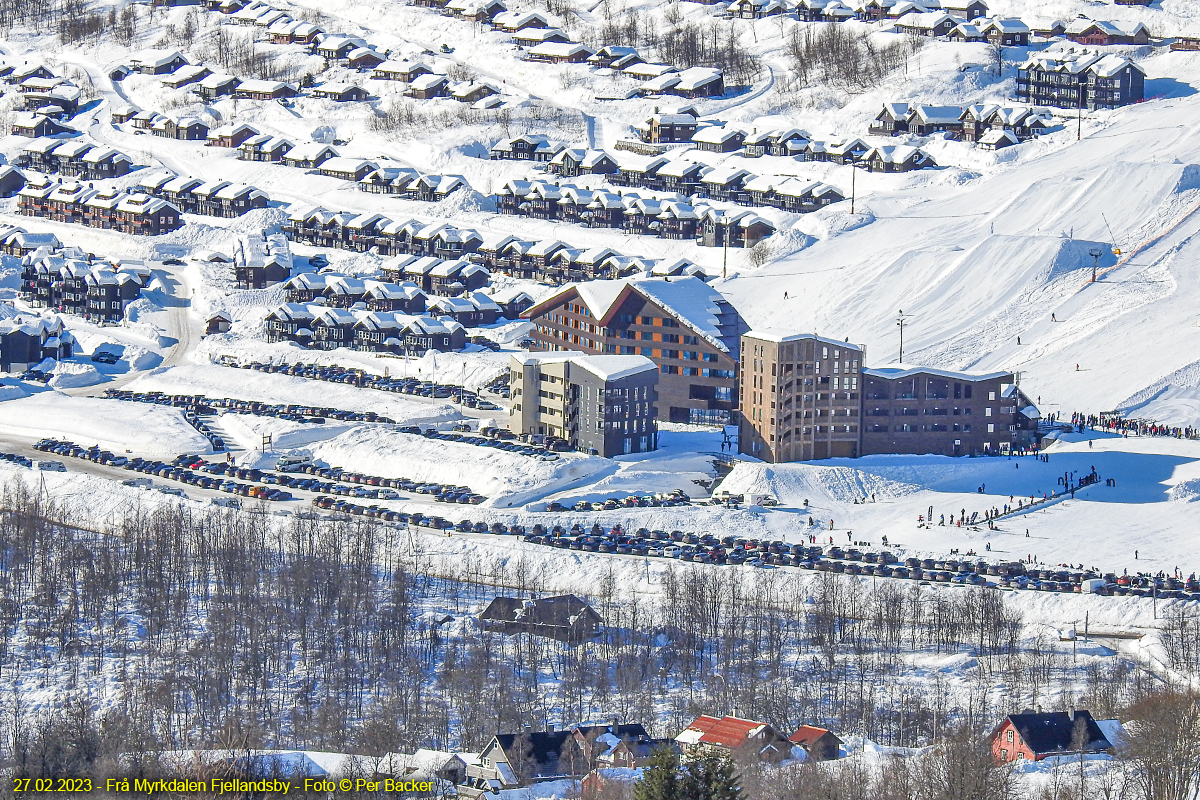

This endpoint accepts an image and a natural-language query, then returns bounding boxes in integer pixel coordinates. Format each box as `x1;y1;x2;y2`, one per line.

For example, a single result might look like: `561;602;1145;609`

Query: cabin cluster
357;166;466;200
371;60;504;106
17;176;183;236
471;234;701;284
550;150;848;209
113;106;211;141
283;271;531;323
4;64;83;119
870;103;1053;148
16;139;134;180
115;48;301;101
200;0;506;106
402;0;729;97
135;171;269;218
496;179;777;247
281;210;488;262
0;226;60;258
19;249;151;324
456;705;843;800
263;303;469;353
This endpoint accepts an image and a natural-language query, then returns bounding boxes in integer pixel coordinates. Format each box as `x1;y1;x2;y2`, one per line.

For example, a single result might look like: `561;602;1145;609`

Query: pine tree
679;751;741;800
633;748;679;800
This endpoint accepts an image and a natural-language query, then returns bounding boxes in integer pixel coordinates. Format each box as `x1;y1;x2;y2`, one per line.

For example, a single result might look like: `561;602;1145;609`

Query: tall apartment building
509;352;659;457
738;330;1040;462
522;277;746;425
738;331;864;462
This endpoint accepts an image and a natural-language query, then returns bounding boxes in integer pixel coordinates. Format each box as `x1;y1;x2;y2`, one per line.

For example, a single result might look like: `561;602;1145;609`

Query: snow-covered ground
0;392;211;456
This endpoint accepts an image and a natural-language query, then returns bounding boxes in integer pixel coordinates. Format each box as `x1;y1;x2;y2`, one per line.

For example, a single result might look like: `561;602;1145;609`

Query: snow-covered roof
623;62;677;78
238;79;295;93
531;276;737;353
409;73;448;90
1021;52;1144;78
675;66;722;90
286;143;339;160
693;125;743;144
979;128;1019;147
863;364;1013;382
129;48;187;69
200;73;239;88
747;328;864;349
571;354;657;381
528;41;591;58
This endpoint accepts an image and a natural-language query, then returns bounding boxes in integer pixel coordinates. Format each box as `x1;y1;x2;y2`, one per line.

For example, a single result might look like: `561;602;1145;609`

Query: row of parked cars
231;360;502;410
0;451;35;468
309;495;472;529
103;389;395;426
278;455;487;503
29;441;298;501
439;520;1161;597
183;408;226;451
546;490;691;512
423;428;560;461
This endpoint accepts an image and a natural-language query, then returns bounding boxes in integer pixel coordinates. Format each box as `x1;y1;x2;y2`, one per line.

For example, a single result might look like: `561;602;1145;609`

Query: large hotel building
738;330;1039;462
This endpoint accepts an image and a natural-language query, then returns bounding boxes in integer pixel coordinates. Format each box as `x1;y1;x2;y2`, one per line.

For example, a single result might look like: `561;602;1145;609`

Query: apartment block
738;331;863;462
509;352;659;457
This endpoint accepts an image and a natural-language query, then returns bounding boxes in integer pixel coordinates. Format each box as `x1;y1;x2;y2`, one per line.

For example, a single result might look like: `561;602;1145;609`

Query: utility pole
722;221;729;279
1077;82;1084;141
850;155;858;214
897;310;911;363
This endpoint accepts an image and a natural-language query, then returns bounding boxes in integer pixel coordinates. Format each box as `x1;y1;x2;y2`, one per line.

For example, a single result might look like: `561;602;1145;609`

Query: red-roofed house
674;716;792;763
788;726;843;761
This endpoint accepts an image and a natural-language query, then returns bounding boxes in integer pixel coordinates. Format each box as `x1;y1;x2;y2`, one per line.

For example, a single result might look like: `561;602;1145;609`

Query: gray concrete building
509;352;659;457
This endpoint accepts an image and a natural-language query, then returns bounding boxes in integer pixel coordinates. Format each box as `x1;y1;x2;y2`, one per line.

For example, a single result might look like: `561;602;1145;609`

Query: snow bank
127;365;457;425
1117;356;1200;428
720;461;923;506
218;413;358;452
309;427;611;506
0;383;29;402
0;394;210;457
47;362;105;389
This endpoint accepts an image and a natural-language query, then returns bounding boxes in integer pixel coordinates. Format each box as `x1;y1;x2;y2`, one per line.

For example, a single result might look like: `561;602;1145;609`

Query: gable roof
1001;711;1112;755
526;277;740;354
789;725;842;747
676;716;773;749
479;595;601;629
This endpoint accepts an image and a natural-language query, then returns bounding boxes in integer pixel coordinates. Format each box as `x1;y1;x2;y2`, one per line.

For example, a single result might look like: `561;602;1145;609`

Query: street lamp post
897;310;912;363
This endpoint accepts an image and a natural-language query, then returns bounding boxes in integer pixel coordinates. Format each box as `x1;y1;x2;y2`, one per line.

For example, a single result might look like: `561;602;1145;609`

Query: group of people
1072;411;1198;440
